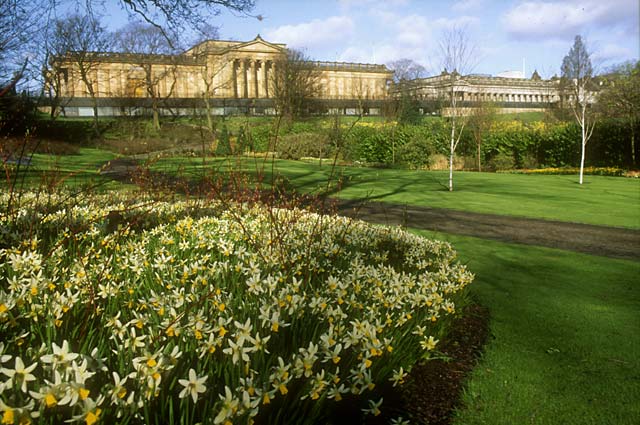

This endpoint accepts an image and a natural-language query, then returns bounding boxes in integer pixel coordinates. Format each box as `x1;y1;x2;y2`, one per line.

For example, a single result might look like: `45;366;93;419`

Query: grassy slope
411;230;640;425
151;157;640;229
3;148;120;189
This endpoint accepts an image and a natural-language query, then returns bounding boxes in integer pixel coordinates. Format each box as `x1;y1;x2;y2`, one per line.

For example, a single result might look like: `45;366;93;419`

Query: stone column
269;62;278;97
247;60;254;98
232;59;238;98
241;60;248;98
251;60;260;99
263;61;269;98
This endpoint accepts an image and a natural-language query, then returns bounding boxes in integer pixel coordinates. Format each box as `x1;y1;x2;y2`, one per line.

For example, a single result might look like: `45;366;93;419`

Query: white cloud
452;0;485;12
433;15;480;30
503;0;637;40
264;16;354;49
394;15;431;47
338;0;408;9
591;43;635;64
338;43;433;70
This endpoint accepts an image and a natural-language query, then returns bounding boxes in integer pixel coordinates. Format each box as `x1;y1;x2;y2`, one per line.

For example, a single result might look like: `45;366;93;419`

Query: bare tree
439;26;477;191
387;59;427;125
561;35;597;185
271;49;321;123
188;27;234;132
52;14;110;131
598;61;640;167
116;0;255;45
0;0;46;94
387;58;427;83
113;22;180;130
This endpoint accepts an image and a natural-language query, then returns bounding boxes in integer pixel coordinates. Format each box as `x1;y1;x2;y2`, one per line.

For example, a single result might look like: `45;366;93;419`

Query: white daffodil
223;339;250;365
1;356;37;393
0;342;11;364
178;368;207;403
40;340;79;370
213;386;239;424
247;332;271;354
362;397;383;417
420;336;439;351
389;367;408;387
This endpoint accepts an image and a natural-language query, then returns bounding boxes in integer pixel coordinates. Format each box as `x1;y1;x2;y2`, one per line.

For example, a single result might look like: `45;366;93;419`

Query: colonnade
429;90;560;103
231;58;275;99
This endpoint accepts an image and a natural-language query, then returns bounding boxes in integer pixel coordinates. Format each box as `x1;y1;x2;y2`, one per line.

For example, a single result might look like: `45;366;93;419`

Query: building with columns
52;35;393;116
51;36;588;117
401;69;580;114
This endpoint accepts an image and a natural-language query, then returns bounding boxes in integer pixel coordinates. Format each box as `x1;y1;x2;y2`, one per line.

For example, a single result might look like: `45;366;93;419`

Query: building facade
52;36;393;116
51;36;587;117
401;69;578;114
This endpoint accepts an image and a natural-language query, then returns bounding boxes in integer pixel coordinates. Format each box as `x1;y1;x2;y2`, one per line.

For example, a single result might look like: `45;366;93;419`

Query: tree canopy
561;35;593;82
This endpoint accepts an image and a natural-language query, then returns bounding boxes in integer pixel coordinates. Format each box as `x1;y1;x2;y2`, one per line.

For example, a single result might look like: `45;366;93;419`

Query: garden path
334;199;640;261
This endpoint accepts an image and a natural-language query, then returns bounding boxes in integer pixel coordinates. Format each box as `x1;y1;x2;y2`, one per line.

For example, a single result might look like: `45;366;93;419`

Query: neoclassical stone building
52;36;585;117
401;69;577;114
53;35;393;116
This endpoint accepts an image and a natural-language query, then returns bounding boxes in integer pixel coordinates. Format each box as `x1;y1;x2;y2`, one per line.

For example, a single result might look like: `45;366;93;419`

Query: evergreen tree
216;124;232;156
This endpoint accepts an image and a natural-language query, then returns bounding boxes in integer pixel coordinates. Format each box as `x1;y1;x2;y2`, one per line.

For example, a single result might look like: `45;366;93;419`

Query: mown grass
410;229;640;425
2;147;121;190
151;157;640;229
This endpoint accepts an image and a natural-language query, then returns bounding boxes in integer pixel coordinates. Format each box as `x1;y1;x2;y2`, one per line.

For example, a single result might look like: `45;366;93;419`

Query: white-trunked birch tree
438;26;477;191
561;35;597;185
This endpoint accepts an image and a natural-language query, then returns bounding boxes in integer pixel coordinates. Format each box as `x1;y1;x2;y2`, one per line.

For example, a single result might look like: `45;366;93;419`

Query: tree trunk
204;95;214;132
477;136;482;172
630;122;636;167
152;99;160;131
579;112;586;185
449;118;455;191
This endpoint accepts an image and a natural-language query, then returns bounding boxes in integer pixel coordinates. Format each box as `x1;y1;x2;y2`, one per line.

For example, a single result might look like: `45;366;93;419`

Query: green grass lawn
411;230;640;425
3;147;121;190
151;157;640;229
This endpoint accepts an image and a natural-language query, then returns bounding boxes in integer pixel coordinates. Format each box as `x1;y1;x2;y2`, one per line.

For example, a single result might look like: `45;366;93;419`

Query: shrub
488;152;516;171
520;154;539;169
277;132;332;160
396;133;435;169
0;191;473;425
428;154;464;170
503;166;627;176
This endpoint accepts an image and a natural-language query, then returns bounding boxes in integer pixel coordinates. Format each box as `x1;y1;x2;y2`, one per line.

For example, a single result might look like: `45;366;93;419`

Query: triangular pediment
228;36;286;54
184;36;286;57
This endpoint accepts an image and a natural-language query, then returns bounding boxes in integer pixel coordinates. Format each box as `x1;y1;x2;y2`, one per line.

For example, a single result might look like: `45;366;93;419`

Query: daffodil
420;336;439;351
213;386;238;424
40;340;79;370
178;368;207;403
389;367;407;387
1;357;37;393
362;397;383;416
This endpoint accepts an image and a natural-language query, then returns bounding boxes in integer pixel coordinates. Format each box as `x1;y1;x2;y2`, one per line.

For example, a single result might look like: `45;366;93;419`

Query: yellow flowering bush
0;192;473;424
501;166;627;176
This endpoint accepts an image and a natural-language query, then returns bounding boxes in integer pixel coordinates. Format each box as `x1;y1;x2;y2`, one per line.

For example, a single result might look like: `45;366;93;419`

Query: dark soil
396;304;491;424
325;304;491;425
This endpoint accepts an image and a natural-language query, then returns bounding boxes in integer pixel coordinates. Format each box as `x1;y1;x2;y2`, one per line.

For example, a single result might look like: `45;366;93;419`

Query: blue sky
105;0;639;77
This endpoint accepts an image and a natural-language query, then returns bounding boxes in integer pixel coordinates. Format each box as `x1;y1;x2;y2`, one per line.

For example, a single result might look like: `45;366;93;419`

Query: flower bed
0;192;473;424
499;166;629;177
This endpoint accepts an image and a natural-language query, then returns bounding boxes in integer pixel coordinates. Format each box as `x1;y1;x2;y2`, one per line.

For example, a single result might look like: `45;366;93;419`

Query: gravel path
101;158;640;262
335;199;640;261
